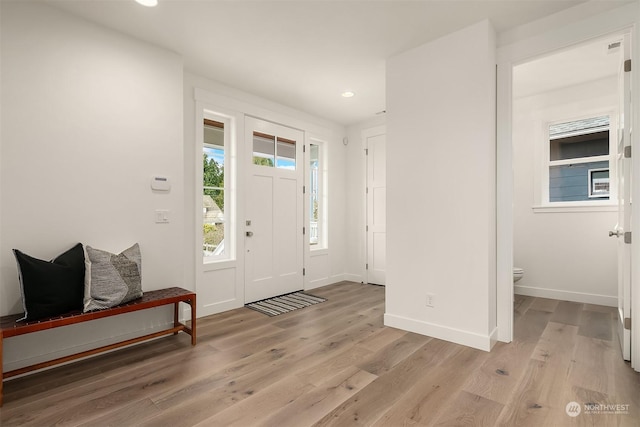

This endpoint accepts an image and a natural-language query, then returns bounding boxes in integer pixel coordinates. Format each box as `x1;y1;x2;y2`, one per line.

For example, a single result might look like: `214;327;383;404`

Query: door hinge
366;187;369;194
303;226;306;235
366;263;369;270
303;268;306;276
625;317;631;330
365;148;369;155
624;145;631;158
303;145;306;153
303;185;306;194
624;59;632;72
366;225;369;232
624;231;632;244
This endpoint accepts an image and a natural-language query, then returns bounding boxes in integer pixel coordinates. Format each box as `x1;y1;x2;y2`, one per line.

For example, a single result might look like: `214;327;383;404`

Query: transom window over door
546;115;615;203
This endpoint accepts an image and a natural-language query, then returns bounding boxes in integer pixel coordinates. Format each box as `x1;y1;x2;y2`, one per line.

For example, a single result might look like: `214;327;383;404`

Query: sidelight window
308;141;326;249
202;117;228;261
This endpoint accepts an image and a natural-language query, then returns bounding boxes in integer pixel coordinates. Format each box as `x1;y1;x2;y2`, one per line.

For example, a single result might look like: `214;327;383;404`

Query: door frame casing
496;3;640;371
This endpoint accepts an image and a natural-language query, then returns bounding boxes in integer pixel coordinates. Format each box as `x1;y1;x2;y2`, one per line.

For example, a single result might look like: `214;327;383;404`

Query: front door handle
246;231;254;237
609;230;623;237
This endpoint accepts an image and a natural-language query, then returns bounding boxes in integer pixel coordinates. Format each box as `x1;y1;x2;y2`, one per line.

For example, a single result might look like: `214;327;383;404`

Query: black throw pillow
13;243;85;321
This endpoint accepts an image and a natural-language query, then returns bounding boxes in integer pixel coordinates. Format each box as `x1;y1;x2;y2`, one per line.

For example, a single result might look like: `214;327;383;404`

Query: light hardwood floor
1;281;639;426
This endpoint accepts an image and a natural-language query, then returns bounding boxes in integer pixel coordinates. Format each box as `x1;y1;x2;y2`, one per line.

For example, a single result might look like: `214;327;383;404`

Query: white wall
385;20;497;351
183;72;348;317
513;76;618;306
0;2;184;370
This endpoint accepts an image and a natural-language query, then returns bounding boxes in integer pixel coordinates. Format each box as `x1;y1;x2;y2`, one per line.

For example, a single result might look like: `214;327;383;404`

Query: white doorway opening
496;4;639;369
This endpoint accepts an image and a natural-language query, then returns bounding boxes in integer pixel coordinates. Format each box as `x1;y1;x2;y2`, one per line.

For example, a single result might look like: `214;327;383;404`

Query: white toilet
513;267;524;283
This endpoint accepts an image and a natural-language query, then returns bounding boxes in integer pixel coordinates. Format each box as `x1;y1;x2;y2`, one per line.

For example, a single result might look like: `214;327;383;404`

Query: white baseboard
343;273;363;283
199;298;244;318
384;313;494;352
489;326;499;350
514;285;616;307
329;273;348;283
306;277;331;290
305;274;350;290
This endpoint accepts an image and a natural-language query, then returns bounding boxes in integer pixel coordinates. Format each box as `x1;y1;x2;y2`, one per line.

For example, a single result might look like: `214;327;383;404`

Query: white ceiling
41;0;627;126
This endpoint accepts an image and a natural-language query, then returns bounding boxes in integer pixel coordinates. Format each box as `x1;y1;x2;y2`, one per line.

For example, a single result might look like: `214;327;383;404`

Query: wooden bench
0;286;196;406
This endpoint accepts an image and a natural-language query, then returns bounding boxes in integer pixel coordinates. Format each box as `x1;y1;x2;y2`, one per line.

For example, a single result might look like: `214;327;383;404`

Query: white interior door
613;34;632;361
366;129;386;285
245;117;304;303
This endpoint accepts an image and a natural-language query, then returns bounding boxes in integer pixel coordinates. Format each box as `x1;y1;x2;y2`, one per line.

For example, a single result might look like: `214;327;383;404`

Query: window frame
308;138;327;250
198;109;236;264
535;111;618;212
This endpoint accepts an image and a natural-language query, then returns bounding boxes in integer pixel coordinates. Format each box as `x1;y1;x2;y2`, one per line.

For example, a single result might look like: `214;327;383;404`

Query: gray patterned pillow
83;243;142;312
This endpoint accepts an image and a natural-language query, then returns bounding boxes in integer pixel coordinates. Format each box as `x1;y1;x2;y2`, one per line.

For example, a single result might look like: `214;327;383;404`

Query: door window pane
253;132;275;167
276;137;296;170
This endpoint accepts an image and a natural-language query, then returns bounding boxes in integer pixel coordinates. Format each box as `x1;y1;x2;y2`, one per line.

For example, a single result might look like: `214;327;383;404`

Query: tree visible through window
203;119;225;258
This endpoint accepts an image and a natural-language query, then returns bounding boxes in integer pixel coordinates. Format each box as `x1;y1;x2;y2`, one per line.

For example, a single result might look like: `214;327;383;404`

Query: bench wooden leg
1;330;4;407
173;302;179;335
190;294;197;346
173;298;196;345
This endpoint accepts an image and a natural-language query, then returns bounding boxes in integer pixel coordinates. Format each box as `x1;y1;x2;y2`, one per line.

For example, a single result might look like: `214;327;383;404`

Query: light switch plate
155;209;170;223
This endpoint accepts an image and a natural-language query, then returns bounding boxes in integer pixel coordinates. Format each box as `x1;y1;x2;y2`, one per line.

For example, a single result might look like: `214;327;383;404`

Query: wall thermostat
151;176;171;191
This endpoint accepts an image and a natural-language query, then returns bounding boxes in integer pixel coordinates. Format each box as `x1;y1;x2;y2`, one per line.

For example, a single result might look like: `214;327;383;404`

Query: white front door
613;34;632;361
245;117;304;303
365;127;386;285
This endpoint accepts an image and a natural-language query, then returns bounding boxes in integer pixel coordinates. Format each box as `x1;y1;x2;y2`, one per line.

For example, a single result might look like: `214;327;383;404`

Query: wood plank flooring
1;282;639;426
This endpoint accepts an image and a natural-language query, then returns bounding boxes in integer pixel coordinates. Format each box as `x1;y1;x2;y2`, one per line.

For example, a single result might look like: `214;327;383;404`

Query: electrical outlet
426;293;435;308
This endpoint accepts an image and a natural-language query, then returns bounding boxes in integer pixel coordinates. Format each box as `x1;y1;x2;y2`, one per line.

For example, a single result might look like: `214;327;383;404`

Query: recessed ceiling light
341;91;355;98
135;0;158;7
